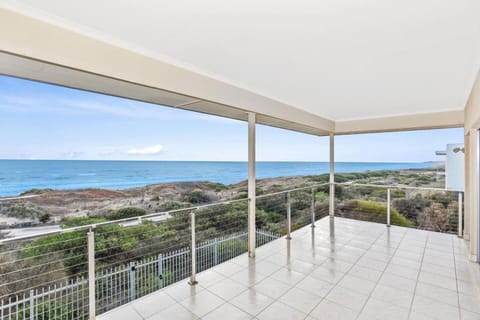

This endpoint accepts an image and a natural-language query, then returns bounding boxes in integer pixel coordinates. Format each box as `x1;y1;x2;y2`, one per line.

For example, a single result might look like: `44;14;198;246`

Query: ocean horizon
0;160;440;197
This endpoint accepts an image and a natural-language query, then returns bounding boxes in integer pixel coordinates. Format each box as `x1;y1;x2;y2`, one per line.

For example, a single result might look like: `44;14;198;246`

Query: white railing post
189;210;198;285
286;192;292;240
387;188;391;227
129;262;136;300
29;289;34;320
311;188;316;228
158;254;163;289
214;238;219;265
458;192;463;238
87;230;96;320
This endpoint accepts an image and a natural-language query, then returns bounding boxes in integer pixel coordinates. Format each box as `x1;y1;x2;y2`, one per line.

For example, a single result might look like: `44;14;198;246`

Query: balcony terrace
1;2;480;319
98;217;480;320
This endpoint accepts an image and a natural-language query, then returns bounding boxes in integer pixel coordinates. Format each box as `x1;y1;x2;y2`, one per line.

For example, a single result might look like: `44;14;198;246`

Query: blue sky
0;75;463;162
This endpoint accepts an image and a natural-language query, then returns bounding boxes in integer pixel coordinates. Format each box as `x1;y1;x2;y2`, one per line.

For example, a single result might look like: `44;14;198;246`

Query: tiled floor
98;217;480;320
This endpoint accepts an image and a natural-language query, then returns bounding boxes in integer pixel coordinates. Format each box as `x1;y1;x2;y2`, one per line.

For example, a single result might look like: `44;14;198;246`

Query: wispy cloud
59;151;85;159
127;144;164;155
0;93;244;123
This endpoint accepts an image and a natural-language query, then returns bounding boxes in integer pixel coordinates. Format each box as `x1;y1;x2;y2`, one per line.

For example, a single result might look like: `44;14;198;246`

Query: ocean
0;160;438;197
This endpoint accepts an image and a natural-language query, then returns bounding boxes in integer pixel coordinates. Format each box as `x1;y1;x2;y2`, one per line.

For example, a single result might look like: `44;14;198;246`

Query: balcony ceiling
1;0;480;123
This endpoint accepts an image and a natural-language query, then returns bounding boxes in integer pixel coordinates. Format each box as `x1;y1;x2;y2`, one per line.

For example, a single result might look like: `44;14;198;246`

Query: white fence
0;229;279;319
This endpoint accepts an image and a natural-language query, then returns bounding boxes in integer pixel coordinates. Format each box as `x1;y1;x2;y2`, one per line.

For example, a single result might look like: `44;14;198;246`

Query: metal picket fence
0;229;278;319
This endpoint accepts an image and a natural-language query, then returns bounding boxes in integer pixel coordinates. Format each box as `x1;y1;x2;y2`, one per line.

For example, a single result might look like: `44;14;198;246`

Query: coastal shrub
159;201;191;211
20;188;53;196
23;220;181;278
291;191;312;211
0;251;67;297
61;217;108;228
230;191;248;200
105;207;146;220
206;182;228;192
336;200;412;227
38;213;51;223
6;204;46;219
183;189;211;204
417;202;458;233
428;192;455;209
308;173;329;183
392;194;431;222
315;191;328;202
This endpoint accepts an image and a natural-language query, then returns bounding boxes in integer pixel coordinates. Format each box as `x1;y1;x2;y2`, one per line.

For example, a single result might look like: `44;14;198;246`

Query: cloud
59;151;85;158
127;144;164;155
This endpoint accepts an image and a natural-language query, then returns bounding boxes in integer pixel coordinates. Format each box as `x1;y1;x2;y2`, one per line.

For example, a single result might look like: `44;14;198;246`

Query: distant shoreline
0;160;442;197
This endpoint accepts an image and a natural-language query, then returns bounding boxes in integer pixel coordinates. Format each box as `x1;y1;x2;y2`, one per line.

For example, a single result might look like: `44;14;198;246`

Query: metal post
189;210;198;285
87;230;96;320
158;254;163;289
248;112;256;258
286;192;292;240
329;133;335;217
311;188;316;227
458;192;463;238
387;188;391;227
29;289;34;320
129;262;136;300
214;238;219;265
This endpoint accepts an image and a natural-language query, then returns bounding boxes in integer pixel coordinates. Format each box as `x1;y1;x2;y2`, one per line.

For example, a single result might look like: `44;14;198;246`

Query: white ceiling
2;0;480;121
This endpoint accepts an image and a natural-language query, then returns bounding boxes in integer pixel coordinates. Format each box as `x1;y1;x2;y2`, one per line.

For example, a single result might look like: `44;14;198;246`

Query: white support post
458;192;463;238
248;112;256;258
329;133;335;217
387;188;391;227
311;188;316;228
87;230;96;320
189;210;198;285
286;192;292;240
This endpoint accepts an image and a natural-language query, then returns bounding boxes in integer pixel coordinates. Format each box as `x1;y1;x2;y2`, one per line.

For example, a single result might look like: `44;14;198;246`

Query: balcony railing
0;182;463;319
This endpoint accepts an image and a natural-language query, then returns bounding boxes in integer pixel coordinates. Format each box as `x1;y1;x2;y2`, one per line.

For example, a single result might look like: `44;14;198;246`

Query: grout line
406;230;429;320
302;221;389;319
351;225;408;320
452;236;463;320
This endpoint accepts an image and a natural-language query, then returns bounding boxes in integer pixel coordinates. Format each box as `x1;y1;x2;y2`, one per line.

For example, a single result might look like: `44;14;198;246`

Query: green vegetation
337;200;412;227
183;188;211;204
205;182;228;192
61;217;108;228
38;213;51;223
20;188;54;196
105;207;147;220
2;167;458;312
3;203;47;220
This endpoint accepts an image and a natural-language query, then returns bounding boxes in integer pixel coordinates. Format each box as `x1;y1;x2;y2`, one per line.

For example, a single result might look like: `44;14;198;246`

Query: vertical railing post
189;210;198;285
214;238;219;265
329;133;335;218
129;262;136;300
387;188;391;227
158;254;163;289
286;192;292;240
87;230;96;320
458;192;463;238
247;112;256;258
29;289;34;320
311;188;316;228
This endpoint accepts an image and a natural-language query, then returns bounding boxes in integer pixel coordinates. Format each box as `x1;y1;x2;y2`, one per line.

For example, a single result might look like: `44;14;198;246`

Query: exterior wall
464;70;480;261
446;144;465;191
